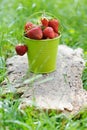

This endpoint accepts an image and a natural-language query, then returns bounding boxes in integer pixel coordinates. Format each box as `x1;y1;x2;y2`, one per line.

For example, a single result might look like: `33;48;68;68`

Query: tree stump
2;45;87;113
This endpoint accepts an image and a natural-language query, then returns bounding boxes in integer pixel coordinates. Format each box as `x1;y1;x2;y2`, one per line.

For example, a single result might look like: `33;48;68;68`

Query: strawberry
54;32;58;37
24;22;34;32
26;26;43;40
54;32;60;38
15;44;28;56
43;27;55;39
41;17;49;27
49;19;59;33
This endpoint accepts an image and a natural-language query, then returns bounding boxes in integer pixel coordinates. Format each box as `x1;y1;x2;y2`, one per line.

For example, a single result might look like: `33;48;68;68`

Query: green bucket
24;35;61;74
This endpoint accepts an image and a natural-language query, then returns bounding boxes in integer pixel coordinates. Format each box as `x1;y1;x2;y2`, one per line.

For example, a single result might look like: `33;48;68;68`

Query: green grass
0;97;87;130
0;0;87;129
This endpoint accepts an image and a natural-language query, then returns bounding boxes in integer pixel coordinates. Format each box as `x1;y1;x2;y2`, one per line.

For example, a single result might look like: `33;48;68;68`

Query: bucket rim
24;34;61;42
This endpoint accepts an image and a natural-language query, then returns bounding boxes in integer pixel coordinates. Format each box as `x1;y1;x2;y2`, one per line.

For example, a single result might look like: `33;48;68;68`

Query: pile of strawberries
24;17;60;40
15;16;60;56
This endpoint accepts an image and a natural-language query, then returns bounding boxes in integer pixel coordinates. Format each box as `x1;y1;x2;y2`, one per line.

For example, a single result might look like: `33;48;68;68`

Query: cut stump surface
2;45;87;113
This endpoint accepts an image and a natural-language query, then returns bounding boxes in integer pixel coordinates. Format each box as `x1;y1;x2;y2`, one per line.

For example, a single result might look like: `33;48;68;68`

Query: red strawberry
15;44;28;56
54;32;60;38
41;17;49;27
49;19;59;33
26;26;43;40
54;32;58;37
24;22;34;32
43;27;55;39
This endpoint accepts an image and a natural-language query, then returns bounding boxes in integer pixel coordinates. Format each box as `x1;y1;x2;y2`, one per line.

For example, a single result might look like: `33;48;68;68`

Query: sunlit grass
0;97;87;130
